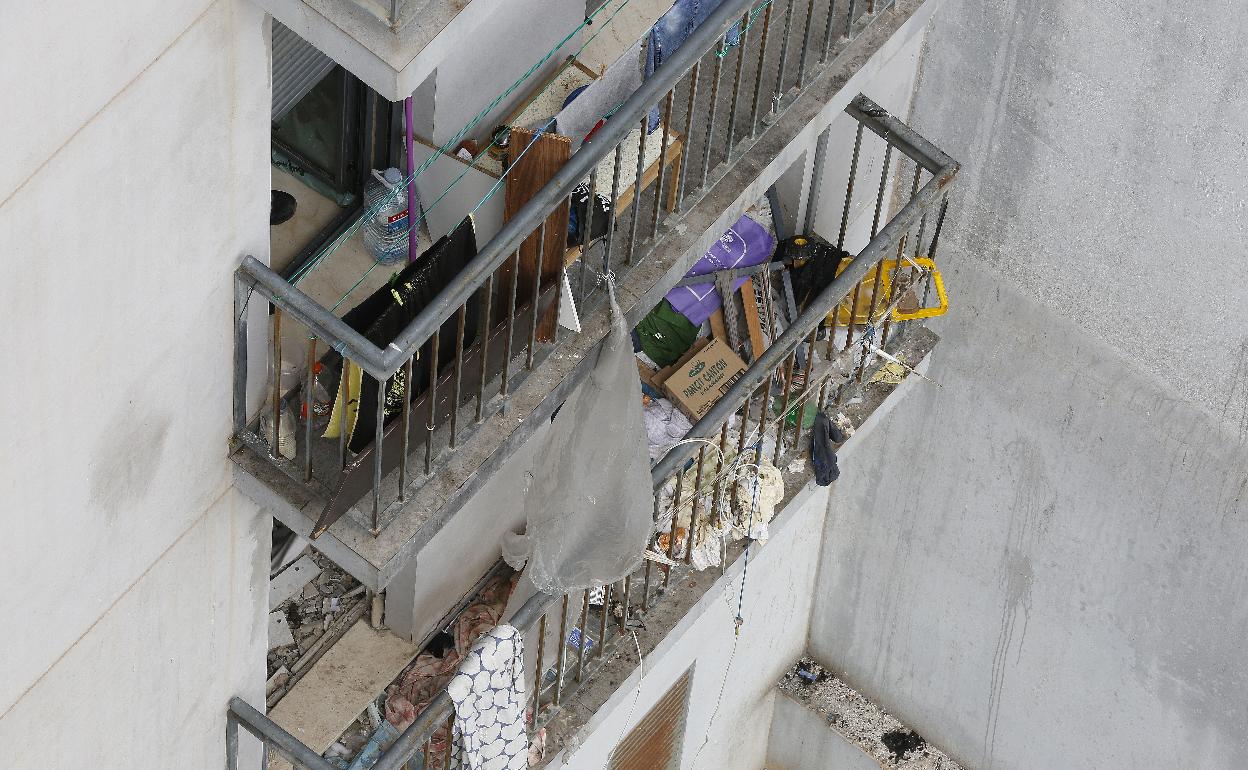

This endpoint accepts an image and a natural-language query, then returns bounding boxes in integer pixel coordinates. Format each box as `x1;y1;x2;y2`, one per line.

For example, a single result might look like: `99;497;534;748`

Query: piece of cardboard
650;338;710;390
661;338;748;421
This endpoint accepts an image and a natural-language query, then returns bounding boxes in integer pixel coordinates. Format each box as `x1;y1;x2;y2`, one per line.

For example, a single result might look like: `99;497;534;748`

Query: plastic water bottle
363;168;412;265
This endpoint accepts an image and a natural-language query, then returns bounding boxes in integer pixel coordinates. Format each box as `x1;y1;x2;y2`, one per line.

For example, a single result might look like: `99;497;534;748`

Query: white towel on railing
448;624;529;770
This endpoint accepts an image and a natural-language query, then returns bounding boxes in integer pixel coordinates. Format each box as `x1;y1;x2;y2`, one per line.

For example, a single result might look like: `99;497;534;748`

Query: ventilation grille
608;669;692;770
271;21;338;122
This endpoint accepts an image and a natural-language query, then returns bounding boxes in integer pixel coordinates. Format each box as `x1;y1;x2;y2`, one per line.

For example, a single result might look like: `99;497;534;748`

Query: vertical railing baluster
603;145;625;276
270;307;283;460
792;328;817;448
450;304;466;448
664;471;684;588
502;251;521;398
304;336;316;482
579;169;599;302
625;117;649;266
796;0;818;88
675;62;700;211
232;277;250;435
372;374;386;534
650;90;676;242
338;358;350;468
422;740;431;769
709;422;730;528
575;590;590;682
870;145;893;239
749;2;775;137
425;336;438;475
774;352;797;465
554;595;569;706
687;446;707;565
699;37;727;189
527;222;547;369
772;0;796;114
597;583;611;656
821;0;838;62
475;274;493;423
399;354;414;499
725;11;752;150
620;575;633;634
535;613;547;713
846;0;858;37
838;123;864;250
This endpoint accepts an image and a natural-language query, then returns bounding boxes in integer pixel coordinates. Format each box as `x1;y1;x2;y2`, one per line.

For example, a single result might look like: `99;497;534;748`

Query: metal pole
405;96;418;264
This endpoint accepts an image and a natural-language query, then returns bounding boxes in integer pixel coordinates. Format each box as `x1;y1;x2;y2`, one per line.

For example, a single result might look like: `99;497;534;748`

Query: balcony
232;0;950;595
227;22;958;760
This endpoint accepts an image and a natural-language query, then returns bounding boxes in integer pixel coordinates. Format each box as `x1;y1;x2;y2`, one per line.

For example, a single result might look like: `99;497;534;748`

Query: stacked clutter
632;192;880;573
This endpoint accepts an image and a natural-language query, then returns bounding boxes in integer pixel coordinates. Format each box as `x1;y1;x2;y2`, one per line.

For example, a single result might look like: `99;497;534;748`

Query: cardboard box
660;338;748;421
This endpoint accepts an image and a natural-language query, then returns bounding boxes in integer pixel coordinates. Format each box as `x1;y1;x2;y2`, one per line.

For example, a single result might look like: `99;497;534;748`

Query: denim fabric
644;0;742;131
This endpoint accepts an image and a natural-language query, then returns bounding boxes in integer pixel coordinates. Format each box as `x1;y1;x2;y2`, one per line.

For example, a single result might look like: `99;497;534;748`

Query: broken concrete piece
269;611;295;649
270;555;322;611
266;666;291;697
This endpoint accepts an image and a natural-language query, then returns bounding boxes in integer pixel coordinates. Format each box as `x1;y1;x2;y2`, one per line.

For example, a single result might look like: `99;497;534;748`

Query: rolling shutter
609;669;692;770
271;21;338;121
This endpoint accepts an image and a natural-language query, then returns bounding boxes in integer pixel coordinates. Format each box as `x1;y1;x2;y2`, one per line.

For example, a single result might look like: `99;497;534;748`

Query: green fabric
635;299;700;367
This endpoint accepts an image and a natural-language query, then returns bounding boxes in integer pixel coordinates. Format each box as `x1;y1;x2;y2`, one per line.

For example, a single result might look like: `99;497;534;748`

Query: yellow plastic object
827;256;949;325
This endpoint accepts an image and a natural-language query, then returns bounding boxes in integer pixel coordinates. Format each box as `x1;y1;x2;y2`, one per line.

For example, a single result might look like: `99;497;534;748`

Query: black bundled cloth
811;411;848;486
329;218;479;453
777;234;850;312
567;181;612;248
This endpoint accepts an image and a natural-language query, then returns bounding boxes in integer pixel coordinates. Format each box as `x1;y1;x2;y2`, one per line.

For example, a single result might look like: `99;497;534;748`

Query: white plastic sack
502;279;655;593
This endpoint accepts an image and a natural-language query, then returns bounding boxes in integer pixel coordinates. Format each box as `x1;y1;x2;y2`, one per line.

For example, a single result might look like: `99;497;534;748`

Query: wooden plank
268;620;420;770
739;277;766;362
502;127;570;344
708;308;729;343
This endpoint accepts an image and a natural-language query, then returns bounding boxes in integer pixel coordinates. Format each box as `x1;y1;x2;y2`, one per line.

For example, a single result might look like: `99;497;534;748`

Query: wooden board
708;308;729;343
739;277;766;362
501;127;570;344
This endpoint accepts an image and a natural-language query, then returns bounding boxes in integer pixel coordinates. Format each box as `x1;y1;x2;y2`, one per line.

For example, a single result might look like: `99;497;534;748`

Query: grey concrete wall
766;693;882;770
0;0;272;765
808;2;1248;767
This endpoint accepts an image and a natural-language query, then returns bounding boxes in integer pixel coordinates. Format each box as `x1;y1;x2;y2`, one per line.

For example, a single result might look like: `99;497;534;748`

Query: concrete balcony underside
256;0;511;100
232;0;941;592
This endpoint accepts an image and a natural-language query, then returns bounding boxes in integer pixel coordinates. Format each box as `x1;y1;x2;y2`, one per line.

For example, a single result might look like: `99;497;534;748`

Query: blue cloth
645;0;742;131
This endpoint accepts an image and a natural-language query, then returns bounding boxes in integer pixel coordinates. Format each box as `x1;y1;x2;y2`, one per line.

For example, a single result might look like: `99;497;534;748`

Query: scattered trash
869;360;909;386
882;729;927;762
780;656;962;770
269;611;295;650
270;554;323;611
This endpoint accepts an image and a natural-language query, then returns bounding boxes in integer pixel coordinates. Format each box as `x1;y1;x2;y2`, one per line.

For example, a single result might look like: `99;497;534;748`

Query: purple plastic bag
665;214;776;325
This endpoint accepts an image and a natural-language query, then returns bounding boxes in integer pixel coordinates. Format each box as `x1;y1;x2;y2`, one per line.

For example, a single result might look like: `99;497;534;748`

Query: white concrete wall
766;693;881;770
428;0;584;145
807;1;1248;768
545;483;831;770
0;0;272;765
384;419;554;644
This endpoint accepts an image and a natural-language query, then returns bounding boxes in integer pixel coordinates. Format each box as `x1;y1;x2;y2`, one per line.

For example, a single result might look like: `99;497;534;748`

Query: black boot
270;190;297;225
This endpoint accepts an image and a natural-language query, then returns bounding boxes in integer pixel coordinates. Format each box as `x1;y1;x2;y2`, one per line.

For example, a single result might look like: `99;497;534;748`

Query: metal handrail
238;0;760;382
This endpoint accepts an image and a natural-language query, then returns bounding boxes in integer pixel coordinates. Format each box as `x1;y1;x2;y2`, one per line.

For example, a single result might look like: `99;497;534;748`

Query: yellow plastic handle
891;258;948;321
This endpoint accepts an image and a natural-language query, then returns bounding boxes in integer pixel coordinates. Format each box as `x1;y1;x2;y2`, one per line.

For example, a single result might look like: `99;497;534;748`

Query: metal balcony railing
232;0;913;541
227;81;958;768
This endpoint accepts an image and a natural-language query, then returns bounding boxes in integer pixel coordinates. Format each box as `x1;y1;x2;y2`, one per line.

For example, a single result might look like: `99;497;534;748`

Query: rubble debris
779;656;963;769
270;554;322;611
269;611;295;649
267;552;366;696
882;730;927;762
266;666;291;697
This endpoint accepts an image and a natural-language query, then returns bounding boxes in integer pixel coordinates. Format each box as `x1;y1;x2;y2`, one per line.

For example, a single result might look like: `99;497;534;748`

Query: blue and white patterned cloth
447;625;529;770
645;0;742;130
